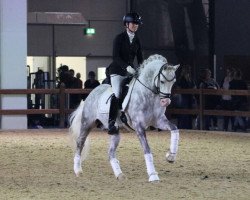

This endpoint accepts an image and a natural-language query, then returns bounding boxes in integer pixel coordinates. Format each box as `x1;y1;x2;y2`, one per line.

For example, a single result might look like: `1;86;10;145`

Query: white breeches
110;74;127;98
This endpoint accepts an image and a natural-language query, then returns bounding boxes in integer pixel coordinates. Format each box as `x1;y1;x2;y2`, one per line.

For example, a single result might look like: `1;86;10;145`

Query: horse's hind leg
108;134;126;180
74;126;91;177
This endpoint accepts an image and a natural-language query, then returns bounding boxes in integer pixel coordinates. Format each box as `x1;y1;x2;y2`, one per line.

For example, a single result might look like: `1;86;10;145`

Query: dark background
28;0;250;84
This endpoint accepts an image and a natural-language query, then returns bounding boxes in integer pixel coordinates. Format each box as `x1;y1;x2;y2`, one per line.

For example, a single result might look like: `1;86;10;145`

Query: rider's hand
126;66;136;74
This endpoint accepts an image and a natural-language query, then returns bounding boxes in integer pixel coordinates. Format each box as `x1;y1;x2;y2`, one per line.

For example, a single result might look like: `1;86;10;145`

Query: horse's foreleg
166;129;179;163
137;127;160;182
156;117;180;163
108;134;125;180
74;127;90;177
144;153;160;182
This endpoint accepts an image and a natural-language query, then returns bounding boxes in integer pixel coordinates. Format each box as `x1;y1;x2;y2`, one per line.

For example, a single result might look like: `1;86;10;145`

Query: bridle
135;63;176;99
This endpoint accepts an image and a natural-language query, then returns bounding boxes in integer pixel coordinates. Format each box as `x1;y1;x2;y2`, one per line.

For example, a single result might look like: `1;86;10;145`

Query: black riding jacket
109;31;143;76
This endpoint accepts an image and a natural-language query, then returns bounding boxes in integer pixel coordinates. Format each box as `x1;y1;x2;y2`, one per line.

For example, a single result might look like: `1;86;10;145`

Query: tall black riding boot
118;98;127;124
108;95;119;134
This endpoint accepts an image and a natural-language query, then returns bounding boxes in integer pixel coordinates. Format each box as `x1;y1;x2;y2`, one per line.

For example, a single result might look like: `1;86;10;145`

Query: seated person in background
229;69;248;132
176;65;197;129
199;68;220;130
220;67;235;131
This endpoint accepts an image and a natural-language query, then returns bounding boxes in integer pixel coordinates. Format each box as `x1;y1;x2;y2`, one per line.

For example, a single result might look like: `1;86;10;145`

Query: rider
108;12;144;134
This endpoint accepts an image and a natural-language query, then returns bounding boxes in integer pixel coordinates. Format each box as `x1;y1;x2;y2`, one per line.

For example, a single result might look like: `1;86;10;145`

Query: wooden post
199;88;204;130
59;83;66;128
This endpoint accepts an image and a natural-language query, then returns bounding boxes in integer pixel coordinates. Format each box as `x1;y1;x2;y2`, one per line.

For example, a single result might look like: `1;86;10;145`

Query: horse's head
137;54;179;107
154;63;179;107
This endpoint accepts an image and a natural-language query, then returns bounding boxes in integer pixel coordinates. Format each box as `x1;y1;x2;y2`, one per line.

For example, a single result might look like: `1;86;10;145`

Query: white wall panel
0;0;27;129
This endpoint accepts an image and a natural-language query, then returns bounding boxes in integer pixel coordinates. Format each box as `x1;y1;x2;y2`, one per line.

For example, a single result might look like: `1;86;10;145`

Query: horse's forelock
164;64;176;71
163;63;178;71
162;63;168;70
160;64;177;83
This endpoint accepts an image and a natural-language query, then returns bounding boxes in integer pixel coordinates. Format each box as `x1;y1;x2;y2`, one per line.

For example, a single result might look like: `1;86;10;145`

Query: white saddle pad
122;78;136;111
98;78;136;114
98;87;113;114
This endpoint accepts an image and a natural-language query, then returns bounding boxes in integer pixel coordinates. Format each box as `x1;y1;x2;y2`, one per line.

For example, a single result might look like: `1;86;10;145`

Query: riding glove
126;66;136;74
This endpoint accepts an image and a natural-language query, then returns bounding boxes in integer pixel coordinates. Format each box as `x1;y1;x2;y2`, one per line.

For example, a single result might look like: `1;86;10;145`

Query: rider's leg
108;95;119;134
118;76;131;123
109;75;126;134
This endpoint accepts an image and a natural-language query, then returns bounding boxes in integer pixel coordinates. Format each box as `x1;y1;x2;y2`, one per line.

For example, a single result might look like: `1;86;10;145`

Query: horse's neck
139;63;160;89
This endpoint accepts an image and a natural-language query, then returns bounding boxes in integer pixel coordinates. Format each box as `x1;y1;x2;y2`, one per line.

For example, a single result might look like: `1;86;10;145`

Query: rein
135;63;175;99
135;76;158;95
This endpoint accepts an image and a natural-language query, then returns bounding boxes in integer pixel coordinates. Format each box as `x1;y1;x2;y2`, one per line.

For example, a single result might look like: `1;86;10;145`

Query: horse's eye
160;80;164;84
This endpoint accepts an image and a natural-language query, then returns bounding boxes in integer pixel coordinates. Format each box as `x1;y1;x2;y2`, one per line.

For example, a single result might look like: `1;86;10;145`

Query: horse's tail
69;100;90;161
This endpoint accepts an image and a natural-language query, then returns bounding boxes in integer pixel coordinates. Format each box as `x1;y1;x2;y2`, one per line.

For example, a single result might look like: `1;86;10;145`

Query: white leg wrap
144;154;156;175
110;158;122;178
170;130;179;154
144;153;159;182
74;154;82;175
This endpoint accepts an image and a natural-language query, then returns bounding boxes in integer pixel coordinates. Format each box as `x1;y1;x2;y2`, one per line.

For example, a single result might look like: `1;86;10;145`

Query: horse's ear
174;64;180;71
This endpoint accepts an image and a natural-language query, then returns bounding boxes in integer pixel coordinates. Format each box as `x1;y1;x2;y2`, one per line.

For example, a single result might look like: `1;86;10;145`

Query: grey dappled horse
69;54;180;182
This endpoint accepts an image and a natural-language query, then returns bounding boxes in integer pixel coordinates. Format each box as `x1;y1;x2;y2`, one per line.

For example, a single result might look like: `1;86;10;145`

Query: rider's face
127;22;139;32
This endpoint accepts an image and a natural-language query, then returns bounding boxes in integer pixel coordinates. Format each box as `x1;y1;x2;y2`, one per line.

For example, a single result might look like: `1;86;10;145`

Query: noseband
135;63;175;99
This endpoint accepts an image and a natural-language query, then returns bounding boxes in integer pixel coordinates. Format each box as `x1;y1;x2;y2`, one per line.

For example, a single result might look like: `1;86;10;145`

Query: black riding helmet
123;12;143;25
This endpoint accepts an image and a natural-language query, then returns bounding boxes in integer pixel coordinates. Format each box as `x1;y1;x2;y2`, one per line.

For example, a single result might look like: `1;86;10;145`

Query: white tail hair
69;100;90;161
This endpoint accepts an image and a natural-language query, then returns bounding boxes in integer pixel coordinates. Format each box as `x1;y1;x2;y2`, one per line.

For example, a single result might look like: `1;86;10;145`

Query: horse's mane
140;54;167;69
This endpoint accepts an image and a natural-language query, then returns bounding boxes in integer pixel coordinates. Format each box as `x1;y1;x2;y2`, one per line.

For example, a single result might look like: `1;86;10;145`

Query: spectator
220;67;235;131
57;65;71;88
75;73;83;88
67;69;78;108
84;71;100;89
68;69;77;88
102;66;111;85
199;68;220;130
33;69;45;109
176;65;197;129
70;72;83;109
83;71;100;100
229;69;248;132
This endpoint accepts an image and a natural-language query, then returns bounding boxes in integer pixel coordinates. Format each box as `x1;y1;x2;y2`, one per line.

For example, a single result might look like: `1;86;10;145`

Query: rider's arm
112;34;128;70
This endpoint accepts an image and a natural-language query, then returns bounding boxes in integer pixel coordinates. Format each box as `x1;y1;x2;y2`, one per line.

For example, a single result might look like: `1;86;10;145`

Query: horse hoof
75;171;83;177
74;168;83;177
166;151;176;163
149;173;160;182
150;180;160;184
117;173;127;181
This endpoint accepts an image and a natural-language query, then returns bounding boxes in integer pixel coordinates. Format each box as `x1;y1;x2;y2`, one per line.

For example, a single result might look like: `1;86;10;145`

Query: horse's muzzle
160;98;171;107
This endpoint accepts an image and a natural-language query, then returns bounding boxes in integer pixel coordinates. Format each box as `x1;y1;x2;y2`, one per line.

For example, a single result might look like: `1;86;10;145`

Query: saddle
98;76;135;131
